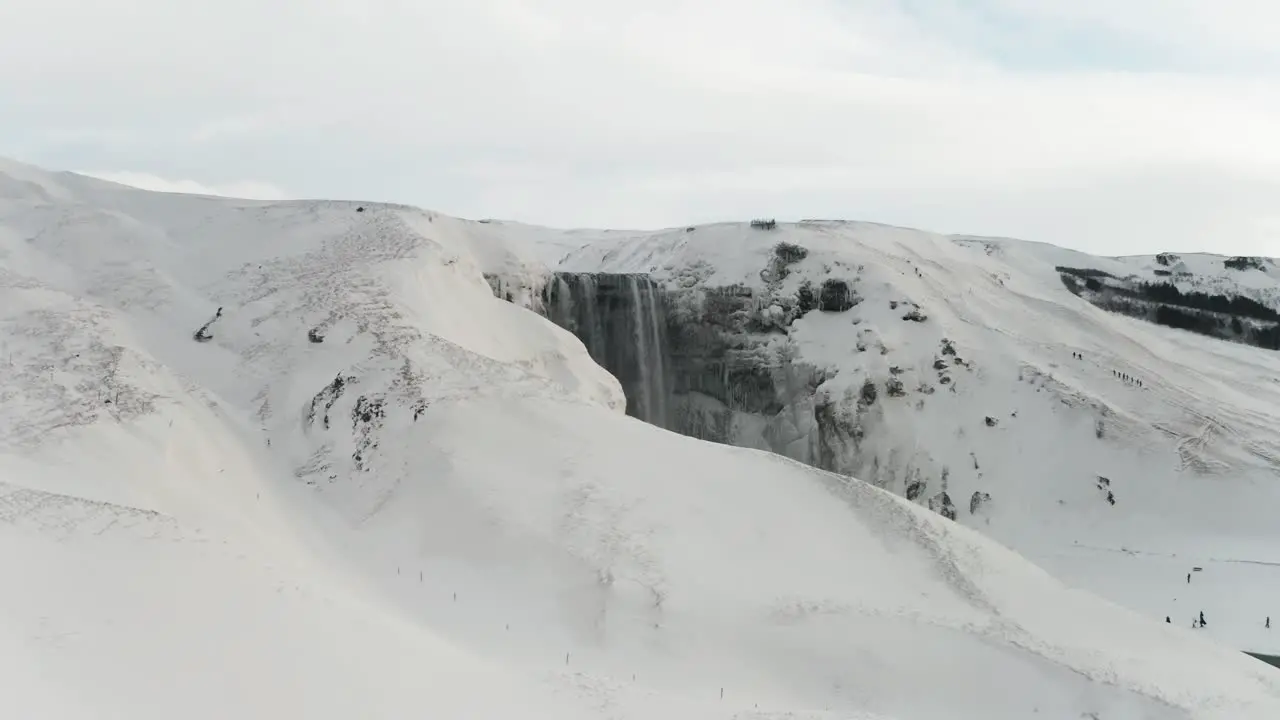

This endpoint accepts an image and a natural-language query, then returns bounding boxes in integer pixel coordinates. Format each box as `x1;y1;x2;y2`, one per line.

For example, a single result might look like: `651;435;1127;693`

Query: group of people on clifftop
1164;572;1272;630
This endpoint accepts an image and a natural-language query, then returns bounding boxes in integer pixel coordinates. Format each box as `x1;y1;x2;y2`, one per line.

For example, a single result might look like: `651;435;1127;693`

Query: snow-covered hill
487;217;1280;659
4;157;1280;719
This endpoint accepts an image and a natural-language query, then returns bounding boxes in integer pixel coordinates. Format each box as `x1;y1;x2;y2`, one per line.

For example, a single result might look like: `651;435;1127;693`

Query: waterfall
628;277;653;424
581;274;601;358
643;279;669;427
540;272;672;429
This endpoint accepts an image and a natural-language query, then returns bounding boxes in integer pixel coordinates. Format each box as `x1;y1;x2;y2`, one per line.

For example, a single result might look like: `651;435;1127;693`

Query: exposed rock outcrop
526;269;882;478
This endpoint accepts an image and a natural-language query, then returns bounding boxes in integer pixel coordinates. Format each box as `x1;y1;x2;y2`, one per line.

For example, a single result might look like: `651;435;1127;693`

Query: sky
4;0;1280;255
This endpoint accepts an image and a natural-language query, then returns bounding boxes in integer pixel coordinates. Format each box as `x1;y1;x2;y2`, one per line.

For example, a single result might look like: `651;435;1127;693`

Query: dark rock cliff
527;269;866;477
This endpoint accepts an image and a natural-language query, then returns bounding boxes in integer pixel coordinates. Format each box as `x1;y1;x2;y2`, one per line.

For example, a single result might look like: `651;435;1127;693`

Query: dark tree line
1061;265;1278;321
1140;282;1278;321
1251;323;1280;350
1055;266;1116;279
1099;297;1280;349
1058;267;1280;351
1154;305;1212;333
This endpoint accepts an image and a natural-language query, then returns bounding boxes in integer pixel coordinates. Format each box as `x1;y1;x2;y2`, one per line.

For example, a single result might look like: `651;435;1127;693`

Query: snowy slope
3;158;1280;718
532;218;1280;659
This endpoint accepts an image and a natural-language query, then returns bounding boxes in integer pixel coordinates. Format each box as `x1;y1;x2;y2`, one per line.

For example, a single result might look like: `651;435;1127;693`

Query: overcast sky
5;0;1280;255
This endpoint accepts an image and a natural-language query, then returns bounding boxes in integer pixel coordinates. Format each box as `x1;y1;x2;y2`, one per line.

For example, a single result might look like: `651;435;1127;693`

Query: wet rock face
668;285;792;416
541;273;673;428
534;272;844;469
525;267;880;480
665;285;832;459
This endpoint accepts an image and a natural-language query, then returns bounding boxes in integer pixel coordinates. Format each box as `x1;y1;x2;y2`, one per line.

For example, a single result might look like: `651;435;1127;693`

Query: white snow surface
2;160;1279;719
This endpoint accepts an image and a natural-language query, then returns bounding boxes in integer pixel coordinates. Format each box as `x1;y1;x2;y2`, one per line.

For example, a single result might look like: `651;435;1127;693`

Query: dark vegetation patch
859;379;877;406
818;279;857;312
796;281;816;314
1056;265;1280;350
774;241;808;265
1055;266;1116;279
1141;282;1278;321
765;242;808;283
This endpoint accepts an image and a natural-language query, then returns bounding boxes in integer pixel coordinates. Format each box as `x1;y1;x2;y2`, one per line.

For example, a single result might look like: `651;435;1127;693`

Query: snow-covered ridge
3;158;1280;719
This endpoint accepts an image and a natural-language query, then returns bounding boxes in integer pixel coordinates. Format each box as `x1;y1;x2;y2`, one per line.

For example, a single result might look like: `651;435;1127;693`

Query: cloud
6;1;1280;254
76;171;289;201
967;0;1280;69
